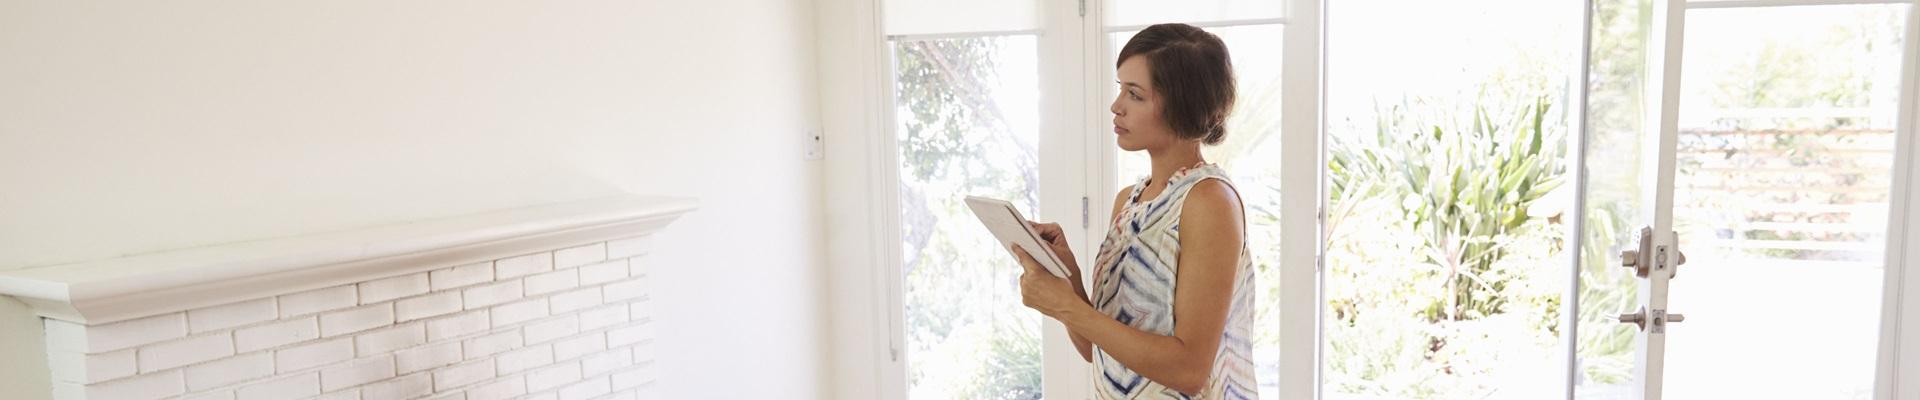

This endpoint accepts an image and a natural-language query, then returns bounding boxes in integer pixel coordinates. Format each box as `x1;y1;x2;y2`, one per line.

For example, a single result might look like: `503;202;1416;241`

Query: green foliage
1331;96;1567;322
893;36;1044;399
1324;93;1572;397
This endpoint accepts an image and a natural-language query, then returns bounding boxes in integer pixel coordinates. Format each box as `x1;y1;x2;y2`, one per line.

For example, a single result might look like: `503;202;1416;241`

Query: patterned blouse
1089;163;1257;399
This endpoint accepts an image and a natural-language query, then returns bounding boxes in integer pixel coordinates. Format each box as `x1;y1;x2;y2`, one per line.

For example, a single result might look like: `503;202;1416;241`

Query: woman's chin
1115;137;1146;152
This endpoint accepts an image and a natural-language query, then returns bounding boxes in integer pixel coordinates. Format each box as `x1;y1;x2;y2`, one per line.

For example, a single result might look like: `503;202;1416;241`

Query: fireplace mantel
0;195;697;325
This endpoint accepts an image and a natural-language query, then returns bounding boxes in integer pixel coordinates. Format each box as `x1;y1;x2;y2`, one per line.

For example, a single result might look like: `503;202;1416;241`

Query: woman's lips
1114;125;1128;134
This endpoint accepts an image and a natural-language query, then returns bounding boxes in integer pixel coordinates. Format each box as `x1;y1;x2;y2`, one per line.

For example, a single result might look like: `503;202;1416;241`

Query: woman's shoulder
1181;178;1241;215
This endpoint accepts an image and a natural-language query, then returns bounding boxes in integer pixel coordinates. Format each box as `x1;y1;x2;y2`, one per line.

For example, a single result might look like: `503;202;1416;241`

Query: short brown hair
1117;23;1236;145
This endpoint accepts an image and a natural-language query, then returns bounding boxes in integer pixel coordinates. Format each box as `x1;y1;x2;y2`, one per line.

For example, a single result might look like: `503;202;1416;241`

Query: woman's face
1111;56;1176;152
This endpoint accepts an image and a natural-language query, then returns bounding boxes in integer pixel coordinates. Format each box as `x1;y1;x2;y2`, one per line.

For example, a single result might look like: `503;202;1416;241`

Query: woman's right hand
1027;220;1082;279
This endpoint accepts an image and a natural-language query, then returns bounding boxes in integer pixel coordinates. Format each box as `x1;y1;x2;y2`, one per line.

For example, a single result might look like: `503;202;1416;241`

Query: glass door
1320;0;1585;398
1575;1;1917;399
1096;1;1287;398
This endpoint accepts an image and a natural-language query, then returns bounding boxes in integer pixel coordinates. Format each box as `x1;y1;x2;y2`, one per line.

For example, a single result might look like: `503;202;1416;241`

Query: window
1322;0;1582;398
1108;21;1287;400
891;36;1043;398
885;1;1046;397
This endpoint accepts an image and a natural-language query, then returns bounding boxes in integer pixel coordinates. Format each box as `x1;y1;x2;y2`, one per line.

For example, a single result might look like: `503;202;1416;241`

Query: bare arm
1018;180;1244;394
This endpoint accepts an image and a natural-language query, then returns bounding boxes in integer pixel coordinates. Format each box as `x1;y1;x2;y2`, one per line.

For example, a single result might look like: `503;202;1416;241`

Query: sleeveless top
1089;163;1257;400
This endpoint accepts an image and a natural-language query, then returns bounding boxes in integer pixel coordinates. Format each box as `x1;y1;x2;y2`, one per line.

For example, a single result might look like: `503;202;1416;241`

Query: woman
1011;23;1256;399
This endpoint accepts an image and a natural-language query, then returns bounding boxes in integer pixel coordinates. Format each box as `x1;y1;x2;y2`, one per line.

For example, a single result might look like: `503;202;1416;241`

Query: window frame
851;1;1323;399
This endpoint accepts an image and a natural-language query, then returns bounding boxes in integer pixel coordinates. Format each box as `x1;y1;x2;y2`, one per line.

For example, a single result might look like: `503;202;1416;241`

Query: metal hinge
1078;0;1086;17
1081;196;1090;228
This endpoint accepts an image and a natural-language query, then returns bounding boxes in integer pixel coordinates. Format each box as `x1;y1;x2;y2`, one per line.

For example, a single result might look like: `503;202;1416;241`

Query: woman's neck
1145;142;1206;188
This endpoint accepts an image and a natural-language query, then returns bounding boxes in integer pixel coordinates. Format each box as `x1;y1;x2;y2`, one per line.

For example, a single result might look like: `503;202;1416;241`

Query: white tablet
964;195;1071;278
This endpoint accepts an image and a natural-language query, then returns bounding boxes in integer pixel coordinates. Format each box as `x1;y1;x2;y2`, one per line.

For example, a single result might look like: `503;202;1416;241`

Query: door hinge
1078;0;1086;17
1081;196;1090;229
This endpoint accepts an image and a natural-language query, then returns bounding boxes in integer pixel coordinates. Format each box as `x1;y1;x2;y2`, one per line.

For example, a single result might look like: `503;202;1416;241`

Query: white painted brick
320;355;395;392
524;315;580;345
185;352;274;391
554;243;607;269
358;273;429;305
606;323;653;348
465;377;527;400
463;330;523;360
361;372;430;400
627;256;649;278
462;280;523;310
139;333;235;373
396;291;463;322
433;358;494;391
275;337;352;373
423;392;466;400
525;362;582;392
188;298;279;334
628;300;652;321
580;345;632;377
549;287;602;315
88;370;184;400
181;390;235;400
69;313;188;353
236;372;318;400
559;375;610;400
602;279;646;302
43;319;86;355
431;262;494;292
577;260;628;286
524;393;557;400
631;339;655;363
526;313;576;346
395;340;462;374
427;311;490;342
524;269;579;296
605;236;650;259
495;253;553;279
320;303;394;337
609;367;647;392
491;298;550;328
553;332;606;362
577;304;628;332
354;323;425;356
280;285;357;318
235;317;319;353
311;389;360;400
48;348;134;384
495;344;554;375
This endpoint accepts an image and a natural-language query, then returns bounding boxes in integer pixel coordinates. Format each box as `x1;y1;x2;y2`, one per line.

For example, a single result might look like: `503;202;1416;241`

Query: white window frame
1879;2;1920;399
820;0;1322;399
820;0;1916;398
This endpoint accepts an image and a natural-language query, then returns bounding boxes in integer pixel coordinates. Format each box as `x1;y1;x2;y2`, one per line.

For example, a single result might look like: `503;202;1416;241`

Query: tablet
964;195;1071;278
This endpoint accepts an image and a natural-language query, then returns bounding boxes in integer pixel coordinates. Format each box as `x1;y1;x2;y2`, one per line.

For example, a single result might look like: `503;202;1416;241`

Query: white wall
0;1;827;399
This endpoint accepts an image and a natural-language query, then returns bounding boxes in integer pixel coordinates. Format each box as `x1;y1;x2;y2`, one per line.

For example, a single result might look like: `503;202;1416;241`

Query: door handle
1618;306;1684;333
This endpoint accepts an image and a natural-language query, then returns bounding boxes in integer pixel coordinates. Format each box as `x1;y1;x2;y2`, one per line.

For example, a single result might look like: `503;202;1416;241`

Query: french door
1314;0;1918;398
878;0;1317;399
866;0;1917;399
1575;0;1920;399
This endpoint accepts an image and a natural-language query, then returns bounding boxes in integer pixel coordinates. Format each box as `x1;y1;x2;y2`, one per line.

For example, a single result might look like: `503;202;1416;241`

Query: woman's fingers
1040;223;1065;245
1028;220;1067;245
1010;244;1043;275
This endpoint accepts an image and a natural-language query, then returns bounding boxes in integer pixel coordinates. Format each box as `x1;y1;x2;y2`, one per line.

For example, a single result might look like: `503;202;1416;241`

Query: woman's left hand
1012;244;1084;318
